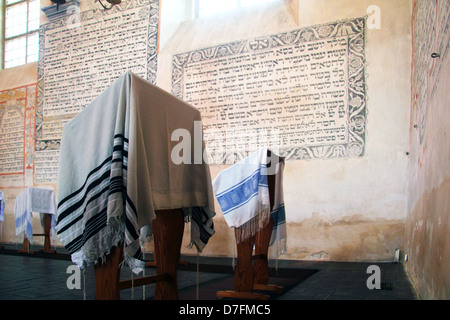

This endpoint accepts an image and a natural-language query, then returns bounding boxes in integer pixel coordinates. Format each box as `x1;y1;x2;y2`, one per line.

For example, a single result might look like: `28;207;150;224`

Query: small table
14;187;57;254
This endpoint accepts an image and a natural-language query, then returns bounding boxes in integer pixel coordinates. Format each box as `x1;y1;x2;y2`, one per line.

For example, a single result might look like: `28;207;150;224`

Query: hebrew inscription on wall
172;18;367;163
36;0;159;183
0;85;37;187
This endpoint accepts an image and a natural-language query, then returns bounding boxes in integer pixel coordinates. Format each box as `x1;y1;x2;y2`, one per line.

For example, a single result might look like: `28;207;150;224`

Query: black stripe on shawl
57;168;112;225
65;206;108;253
57;134;128;207
191;207;215;245
57;156;112;210
125;217;139;245
58;133;134;255
57;134;129;225
57;183;110;234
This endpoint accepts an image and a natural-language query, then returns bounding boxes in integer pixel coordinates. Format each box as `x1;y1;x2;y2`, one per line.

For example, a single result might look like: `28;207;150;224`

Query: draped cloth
0;191;5;239
56;71;215;274
268;158;286;248
0;191;4;222
212;148;286;247
14;187;57;243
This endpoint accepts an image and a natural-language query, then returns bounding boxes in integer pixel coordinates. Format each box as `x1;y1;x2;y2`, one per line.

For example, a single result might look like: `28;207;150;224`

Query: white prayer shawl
14;187;57;243
213;148;286;245
56;71;215;274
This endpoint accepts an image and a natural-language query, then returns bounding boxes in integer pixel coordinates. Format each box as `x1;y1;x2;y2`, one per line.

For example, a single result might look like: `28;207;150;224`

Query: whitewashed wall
158;0;412;261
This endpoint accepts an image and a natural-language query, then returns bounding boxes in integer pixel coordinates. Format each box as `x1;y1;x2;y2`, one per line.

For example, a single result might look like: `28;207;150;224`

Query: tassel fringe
234;203;271;243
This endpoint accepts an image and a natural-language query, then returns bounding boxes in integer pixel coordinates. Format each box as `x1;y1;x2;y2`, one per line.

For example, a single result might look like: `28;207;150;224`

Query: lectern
213;149;286;299
56;71;215;300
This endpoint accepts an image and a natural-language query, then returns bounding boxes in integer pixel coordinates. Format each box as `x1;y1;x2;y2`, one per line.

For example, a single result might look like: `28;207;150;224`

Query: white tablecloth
14;187;56;243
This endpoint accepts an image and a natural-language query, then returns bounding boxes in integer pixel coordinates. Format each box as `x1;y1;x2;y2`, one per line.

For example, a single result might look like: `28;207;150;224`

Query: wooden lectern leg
94;244;123;300
253;217;273;286
252;173;283;294
234;232;256;292
216;232;269;300
153;209;184;300
217;152;285;300
94;209;184;300
253;172;276;285
252;216;283;294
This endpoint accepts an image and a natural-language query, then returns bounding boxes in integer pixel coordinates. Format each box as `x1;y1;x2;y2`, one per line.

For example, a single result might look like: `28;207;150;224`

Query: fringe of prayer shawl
234;202;271;243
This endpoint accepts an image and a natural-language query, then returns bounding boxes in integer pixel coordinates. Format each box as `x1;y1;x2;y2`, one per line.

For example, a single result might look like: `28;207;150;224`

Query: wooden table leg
153;209;184;300
39;214;56;253
18;237;34;254
94;244;123;300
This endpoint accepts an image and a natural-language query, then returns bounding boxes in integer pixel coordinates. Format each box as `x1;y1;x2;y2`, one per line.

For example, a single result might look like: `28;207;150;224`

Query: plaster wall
0;0;50;247
0;0;413;264
158;0;412;262
405;0;449;300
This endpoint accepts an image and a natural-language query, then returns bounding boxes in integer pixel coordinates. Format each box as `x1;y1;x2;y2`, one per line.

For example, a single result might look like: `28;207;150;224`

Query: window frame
1;0;40;69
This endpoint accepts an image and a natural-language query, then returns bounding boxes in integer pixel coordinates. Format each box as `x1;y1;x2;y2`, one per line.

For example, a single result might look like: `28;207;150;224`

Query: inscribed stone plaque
0;85;37;187
35;0;159;183
172;18;367;163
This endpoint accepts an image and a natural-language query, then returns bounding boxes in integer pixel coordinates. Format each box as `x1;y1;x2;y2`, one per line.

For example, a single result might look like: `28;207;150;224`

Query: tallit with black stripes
56;71;215;273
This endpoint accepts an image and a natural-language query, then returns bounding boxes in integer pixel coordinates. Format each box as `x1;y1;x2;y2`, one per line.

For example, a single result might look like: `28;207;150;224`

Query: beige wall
405;0;449;300
158;0;412;262
0;1;54;247
0;1;417;266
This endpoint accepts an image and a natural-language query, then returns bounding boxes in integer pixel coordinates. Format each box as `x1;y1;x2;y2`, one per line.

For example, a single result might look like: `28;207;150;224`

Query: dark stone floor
0;243;417;301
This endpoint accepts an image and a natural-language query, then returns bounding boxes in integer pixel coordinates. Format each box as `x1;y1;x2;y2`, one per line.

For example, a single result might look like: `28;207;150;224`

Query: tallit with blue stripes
56;71;215;274
213;148;286;246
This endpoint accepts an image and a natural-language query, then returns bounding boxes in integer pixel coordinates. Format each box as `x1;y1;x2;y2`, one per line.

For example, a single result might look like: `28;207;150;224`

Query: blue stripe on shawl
271;204;286;229
216;167;268;215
